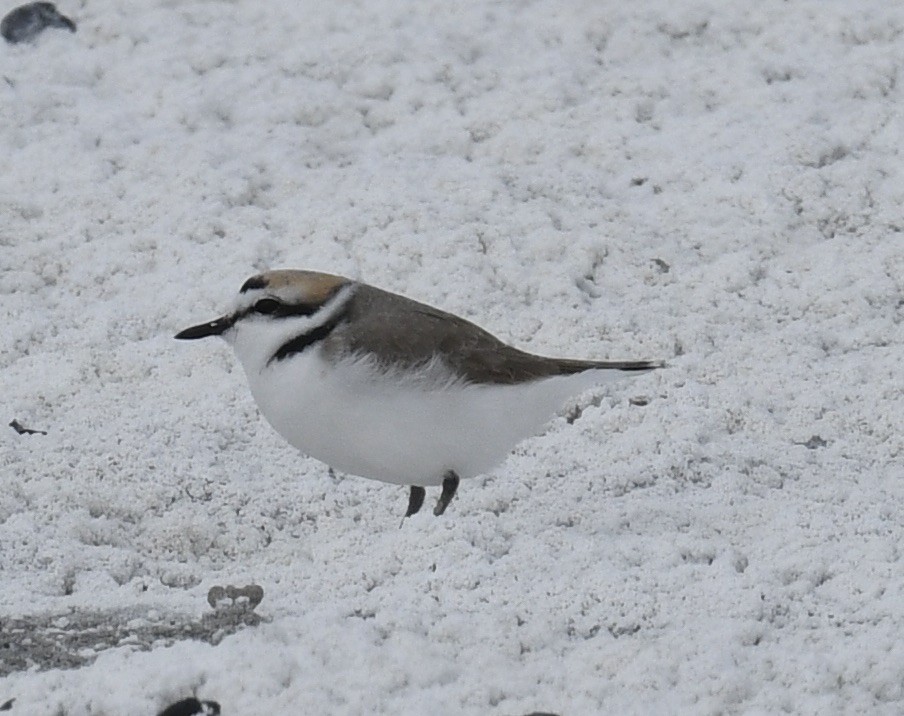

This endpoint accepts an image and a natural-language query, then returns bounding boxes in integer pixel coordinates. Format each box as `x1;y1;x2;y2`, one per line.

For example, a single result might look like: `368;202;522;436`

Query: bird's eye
253;298;281;315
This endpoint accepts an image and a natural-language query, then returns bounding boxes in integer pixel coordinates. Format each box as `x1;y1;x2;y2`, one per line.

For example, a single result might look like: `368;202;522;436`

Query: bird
176;269;662;518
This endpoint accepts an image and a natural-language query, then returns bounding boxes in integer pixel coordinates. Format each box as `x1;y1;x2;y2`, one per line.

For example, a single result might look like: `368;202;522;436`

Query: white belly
241;349;607;486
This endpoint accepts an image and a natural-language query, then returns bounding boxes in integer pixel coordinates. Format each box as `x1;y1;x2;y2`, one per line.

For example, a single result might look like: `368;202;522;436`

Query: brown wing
329;284;660;385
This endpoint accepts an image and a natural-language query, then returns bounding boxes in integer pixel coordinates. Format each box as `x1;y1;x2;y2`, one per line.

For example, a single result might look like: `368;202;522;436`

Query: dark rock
1;3;76;44
799;435;828;449
651;257;671;273
1;605;265;676
9;419;47;435
207;583;264;610
157;698;221;716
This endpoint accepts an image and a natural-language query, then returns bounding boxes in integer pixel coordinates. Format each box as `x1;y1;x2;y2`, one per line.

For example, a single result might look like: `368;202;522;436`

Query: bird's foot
402;485;426;523
433;472;460;516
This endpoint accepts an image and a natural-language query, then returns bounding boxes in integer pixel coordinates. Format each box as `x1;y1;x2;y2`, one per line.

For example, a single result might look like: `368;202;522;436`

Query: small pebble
157;698;221;716
798;434;828;449
1;2;76;44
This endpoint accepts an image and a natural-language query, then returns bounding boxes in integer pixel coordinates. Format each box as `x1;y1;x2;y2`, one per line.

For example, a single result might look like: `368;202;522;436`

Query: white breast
237;346;610;487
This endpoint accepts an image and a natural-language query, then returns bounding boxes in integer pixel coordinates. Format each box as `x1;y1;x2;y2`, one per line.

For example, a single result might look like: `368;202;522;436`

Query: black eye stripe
275;303;320;317
253;298;280;314
247;300;321;318
245;284;344;320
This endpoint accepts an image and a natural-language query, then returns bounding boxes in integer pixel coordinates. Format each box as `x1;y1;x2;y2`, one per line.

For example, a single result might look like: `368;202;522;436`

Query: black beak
175;316;234;340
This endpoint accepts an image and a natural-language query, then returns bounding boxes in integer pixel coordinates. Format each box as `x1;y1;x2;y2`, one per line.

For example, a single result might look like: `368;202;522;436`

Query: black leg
433;472;460;516
405;486;426;518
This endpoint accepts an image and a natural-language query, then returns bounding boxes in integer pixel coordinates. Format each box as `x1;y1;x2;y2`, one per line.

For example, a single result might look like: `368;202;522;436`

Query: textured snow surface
1;0;902;713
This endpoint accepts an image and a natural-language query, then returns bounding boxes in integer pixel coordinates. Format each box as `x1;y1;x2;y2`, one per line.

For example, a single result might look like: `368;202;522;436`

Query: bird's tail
553;358;664;376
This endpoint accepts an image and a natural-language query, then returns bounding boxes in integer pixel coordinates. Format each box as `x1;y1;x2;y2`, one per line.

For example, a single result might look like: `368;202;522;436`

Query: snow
1;0;902;713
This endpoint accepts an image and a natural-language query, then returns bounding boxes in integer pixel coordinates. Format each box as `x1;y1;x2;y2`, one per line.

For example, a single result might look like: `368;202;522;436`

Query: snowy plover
176;270;662;517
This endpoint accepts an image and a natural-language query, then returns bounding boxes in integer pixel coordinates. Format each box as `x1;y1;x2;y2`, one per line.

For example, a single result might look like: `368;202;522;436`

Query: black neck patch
269;310;348;364
262;301;323;319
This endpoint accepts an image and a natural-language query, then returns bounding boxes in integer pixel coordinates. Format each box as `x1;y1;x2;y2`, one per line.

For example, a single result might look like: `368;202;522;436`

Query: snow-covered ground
1;0;902;713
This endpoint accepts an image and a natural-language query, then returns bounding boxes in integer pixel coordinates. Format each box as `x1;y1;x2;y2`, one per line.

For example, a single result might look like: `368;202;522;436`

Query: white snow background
1;0;902;713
